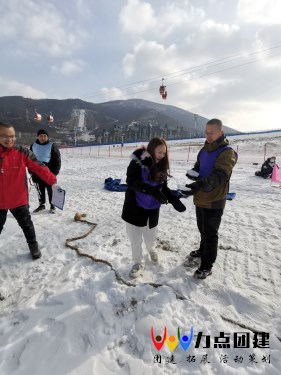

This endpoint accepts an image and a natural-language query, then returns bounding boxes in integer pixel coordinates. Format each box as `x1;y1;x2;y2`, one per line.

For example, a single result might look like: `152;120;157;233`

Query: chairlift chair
34;110;42;121
159;78;166;96
47;114;54;123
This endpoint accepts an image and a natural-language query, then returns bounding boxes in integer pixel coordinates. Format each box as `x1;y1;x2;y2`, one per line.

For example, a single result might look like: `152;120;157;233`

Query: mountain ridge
0;96;239;144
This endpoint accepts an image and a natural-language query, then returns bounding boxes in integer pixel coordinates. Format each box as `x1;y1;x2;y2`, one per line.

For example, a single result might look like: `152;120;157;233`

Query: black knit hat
37;128;49;137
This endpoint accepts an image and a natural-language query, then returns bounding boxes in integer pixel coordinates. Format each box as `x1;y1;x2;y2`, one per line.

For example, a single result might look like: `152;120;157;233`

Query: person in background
255;156;276;178
122;137;186;278
30;129;61;213
0;122;57;259
184;118;237;279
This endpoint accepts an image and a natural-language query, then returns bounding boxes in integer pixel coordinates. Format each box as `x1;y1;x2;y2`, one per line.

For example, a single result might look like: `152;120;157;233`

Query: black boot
183;248;202;267
33;204;45;213
28;242;42;260
189;249;203;258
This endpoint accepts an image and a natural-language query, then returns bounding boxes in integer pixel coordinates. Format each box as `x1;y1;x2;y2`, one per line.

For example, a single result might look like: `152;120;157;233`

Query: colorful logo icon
151;326;166;351
151;326;194;351
178;326;193;351
166;333;179;352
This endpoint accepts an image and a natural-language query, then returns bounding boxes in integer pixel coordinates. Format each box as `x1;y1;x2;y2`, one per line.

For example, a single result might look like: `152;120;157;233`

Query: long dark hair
147;137;170;182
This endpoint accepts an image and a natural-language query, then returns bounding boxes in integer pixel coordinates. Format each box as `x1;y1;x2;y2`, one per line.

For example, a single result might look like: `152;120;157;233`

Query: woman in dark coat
122;137;186;278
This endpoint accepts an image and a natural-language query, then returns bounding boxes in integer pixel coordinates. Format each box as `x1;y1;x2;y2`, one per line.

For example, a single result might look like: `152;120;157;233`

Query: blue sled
172;190;236;200
226;192;236;200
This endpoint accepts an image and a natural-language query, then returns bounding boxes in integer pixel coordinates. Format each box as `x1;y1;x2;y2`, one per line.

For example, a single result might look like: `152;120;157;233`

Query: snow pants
126;222;157;264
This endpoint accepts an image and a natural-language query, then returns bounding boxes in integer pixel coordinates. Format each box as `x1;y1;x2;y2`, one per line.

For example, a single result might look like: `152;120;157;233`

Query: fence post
187;145;190;162
264;143;267;161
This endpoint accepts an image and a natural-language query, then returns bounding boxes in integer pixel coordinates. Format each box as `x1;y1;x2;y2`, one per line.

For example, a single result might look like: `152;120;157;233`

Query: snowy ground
0;135;281;375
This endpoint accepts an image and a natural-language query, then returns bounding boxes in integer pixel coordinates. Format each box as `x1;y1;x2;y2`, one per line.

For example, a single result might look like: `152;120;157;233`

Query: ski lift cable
93;51;281;102
152;46;281;83
22;42;281;111
167;51;281;86
79;43;281;100
81;43;281;98
96;51;281;101
21;42;281;112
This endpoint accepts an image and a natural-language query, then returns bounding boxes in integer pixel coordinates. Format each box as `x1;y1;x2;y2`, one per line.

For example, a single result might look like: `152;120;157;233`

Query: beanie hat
37;129;49;137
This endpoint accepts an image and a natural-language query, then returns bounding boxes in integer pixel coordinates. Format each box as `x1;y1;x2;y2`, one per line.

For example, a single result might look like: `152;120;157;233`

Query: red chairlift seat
47;115;54;123
162;91;167;99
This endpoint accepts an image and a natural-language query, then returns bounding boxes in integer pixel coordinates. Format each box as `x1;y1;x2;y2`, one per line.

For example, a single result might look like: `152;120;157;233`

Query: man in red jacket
0;122;57;259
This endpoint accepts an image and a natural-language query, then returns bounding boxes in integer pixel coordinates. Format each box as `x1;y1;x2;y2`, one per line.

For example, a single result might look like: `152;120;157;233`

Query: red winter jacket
0;145;57;210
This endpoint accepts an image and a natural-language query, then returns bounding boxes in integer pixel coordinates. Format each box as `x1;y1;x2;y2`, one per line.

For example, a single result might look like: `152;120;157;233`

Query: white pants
126;222;157;263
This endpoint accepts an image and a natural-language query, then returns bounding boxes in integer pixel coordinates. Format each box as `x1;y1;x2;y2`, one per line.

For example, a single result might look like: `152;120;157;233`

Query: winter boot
149;250;158;264
129;262;145;278
28;242;42;260
189;249;202;258
193;267;212;279
33;204;45;213
183;249;202;267
50;204;56;214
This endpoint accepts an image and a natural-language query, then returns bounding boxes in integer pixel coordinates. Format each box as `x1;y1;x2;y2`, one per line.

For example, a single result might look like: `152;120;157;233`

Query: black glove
186;181;202;193
141;184;168;204
151;189;168;204
186;169;199;181
169;197;186;212
179;186;194;196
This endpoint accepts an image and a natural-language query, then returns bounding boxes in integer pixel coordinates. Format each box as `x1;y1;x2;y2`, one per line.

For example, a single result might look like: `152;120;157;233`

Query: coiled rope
65;212;281;340
65;213;186;299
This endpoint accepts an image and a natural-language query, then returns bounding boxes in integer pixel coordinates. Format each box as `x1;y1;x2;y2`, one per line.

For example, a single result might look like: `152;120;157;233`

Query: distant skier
255;157;276;179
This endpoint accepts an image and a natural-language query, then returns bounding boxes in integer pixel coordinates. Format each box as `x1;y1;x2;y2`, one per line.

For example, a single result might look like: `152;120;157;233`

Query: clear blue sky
1;0;281;131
